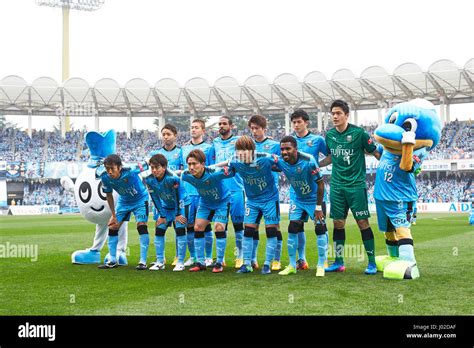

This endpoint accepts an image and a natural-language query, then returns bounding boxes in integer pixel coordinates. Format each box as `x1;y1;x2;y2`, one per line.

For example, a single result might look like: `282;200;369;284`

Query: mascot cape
61;130;128;265
373;99;441;279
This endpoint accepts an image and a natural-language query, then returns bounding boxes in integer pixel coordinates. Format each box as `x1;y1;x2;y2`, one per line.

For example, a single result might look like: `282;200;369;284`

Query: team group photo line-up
71;98;442;280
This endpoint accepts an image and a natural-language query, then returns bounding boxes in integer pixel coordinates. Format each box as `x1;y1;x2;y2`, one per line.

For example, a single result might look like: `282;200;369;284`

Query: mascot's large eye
97;181;107;201
402;118;418;132
388;112;398;124
79;182;92;203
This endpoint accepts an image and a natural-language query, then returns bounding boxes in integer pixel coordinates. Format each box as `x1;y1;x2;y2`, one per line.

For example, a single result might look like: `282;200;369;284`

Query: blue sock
316;234;327;267
107;235;118;263
274;239;282;262
235;230;243;259
186;231;195;259
251;239;259;263
195;236;205;265
139;234;149;265
216;234;227;264
243;236;253;266
288;233;298;268
265;237;277;266
297;231;306;261
154;235;165;263
399;243;416;262
205;231;213;259
177;235;187;263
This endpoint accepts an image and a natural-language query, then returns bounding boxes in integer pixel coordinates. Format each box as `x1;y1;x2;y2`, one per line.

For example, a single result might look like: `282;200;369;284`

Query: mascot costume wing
61;130;128;265
373;99;442;279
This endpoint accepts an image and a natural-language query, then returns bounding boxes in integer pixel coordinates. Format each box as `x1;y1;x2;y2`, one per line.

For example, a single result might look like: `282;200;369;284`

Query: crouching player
181;149;235;273
145;154;191;272
274;136;327;277
218;135;281;275
97;154;150;270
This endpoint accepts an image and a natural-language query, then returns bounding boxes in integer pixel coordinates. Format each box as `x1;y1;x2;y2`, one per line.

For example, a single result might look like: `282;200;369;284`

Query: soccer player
248;114;282;270
181;149;235;273
210;116;245;269
219;135;281;275
181;119;214;268
149;124;183;266
290;109;329;270
145;154;191;272
96;154;150;270
319;99;380;275
273;136;327;277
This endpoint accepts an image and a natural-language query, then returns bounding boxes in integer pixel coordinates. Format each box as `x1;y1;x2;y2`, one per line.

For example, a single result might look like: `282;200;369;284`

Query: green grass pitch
0;213;472;315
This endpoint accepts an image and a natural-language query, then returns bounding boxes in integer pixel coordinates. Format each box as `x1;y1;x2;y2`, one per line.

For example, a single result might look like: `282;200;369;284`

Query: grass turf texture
0;213;472;315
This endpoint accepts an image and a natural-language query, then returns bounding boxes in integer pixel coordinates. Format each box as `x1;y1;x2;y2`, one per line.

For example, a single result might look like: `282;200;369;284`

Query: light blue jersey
145;169;190;217
274;152;322;204
255;137;280;188
227;153;279;203
292;131;327;201
181;166;235;208
374;148;427;202
210;135;244;192
97;162;149;205
150;146;183;171
181;140;213;196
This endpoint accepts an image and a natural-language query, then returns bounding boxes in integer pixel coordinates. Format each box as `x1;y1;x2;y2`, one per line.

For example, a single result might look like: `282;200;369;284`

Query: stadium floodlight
36;0;105;133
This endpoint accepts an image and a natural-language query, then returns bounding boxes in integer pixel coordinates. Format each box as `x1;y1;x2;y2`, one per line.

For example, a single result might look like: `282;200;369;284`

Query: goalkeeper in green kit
319;100;380;274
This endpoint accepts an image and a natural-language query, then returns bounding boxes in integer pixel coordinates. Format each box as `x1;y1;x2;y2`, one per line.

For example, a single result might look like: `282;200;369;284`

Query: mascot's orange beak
400;142;414;172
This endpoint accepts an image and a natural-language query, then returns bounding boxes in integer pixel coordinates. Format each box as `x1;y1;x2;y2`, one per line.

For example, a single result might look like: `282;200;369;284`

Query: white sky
1;0;473;131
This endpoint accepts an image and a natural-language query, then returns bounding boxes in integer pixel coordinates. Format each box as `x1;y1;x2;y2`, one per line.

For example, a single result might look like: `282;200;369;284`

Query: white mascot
61;129;128;265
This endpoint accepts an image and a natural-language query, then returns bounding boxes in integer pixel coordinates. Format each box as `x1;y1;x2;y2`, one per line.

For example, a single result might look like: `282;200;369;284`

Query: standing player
273;136;327;276
145;154;191;272
181;149;235;273
248;114;282;270
290;109;328;270
181;119;214;268
97;154;150;270
220;136;281;275
210;116;245;269
150;124;183;266
319;100;380;275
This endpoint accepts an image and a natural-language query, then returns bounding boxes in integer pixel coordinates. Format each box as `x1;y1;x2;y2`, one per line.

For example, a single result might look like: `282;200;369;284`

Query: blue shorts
116;199;149;223
289;199;317;223
188;195;200;225
156;205;192;229
196;201;230;224
375;199;412;232
245;199;280;225
228;190;245;224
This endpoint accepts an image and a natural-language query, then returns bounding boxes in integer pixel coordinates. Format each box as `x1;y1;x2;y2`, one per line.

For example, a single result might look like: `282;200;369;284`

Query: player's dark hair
187;149;206;164
149;154;168;168
235;135;256;151
192;119;206;130
280;135;297;148
104;154;122;167
248;114;267;129
161;123;178;135
330;99;350;114
290;109;309;121
220;115;233;125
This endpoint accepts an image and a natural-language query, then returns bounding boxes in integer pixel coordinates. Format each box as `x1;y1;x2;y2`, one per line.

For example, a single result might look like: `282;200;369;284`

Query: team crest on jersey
346;135;352;142
173;153;179;159
307;141;313;147
264;144;270;150
296;167;302;174
205;180;210;185
123;178;128;183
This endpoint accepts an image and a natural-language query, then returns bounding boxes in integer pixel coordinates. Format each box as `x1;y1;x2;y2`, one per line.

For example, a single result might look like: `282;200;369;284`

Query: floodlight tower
36;0;105;132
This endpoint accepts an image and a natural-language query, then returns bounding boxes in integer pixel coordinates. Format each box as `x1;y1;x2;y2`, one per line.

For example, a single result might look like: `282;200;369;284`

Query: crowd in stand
22;180;76;207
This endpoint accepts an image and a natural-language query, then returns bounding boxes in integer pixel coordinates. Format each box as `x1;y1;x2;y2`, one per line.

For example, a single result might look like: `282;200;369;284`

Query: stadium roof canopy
0;58;473;118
